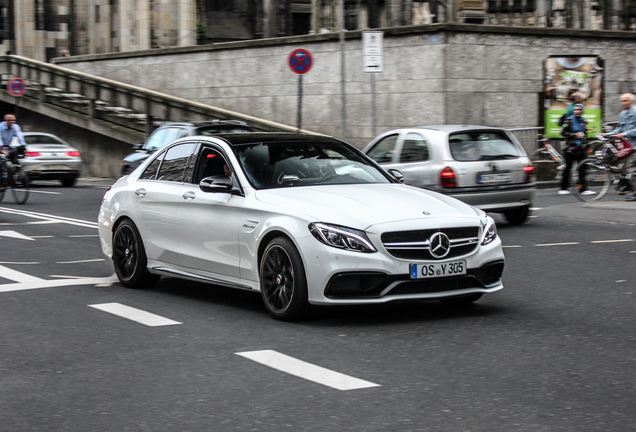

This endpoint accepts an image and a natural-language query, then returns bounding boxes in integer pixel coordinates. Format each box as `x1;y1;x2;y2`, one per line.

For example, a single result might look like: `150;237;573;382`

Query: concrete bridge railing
0;55;305;138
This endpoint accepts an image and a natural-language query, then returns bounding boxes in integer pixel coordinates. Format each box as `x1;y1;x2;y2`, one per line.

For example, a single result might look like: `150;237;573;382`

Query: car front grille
381;227;480;260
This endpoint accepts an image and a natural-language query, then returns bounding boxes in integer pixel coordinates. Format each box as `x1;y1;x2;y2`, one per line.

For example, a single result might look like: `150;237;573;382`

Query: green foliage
196;24;207;45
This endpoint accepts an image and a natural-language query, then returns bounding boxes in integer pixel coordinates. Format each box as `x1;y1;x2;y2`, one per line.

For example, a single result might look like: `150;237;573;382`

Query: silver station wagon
363;125;536;225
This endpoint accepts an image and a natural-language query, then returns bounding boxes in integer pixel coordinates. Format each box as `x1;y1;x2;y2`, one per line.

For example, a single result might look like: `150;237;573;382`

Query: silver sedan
21;132;82;186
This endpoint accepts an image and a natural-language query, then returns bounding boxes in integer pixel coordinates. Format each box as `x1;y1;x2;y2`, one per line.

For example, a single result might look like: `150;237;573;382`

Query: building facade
0;0;632;62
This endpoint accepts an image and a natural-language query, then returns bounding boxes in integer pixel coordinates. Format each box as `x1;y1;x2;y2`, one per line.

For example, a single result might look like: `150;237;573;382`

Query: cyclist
0;114;27;188
559;104;595;196
602;93;636;200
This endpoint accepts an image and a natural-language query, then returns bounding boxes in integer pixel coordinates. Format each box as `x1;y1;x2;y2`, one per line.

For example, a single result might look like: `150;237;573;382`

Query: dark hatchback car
120;120;254;176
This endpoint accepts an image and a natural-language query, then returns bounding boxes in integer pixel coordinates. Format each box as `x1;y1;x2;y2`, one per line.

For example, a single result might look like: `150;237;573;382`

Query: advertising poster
544;56;603;138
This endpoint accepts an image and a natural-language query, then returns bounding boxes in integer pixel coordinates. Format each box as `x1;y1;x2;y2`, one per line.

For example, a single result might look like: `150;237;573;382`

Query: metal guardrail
509;126;543;156
0;55;302;136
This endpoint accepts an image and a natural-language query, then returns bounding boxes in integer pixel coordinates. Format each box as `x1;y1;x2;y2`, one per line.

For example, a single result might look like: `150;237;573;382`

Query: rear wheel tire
112;219;160;288
503;205;529;225
571;160;610;202
260;237;311;321
61;177;77;187
440;293;483;306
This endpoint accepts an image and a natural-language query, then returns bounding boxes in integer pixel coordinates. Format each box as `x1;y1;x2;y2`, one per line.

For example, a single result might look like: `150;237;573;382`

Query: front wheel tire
112;220;160;288
260;237;311;321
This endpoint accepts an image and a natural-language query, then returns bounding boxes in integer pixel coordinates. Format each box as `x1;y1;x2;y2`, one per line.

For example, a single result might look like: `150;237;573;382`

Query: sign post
363;31;383;138
288;49;313;132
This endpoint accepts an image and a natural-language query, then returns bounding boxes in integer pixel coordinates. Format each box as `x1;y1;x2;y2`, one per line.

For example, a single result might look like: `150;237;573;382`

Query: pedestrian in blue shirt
559;104;595;196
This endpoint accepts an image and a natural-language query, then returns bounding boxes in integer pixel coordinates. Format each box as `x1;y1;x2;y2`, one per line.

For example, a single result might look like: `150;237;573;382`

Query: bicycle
570;133;634;202
532;135;566;180
0;146;30;204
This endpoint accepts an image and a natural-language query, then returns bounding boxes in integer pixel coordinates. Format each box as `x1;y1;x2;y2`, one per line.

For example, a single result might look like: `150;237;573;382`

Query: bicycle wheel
10;169;30;204
571;159;611;202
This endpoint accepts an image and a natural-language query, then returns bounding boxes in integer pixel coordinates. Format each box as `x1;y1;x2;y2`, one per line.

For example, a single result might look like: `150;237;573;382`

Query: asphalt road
0;180;634;432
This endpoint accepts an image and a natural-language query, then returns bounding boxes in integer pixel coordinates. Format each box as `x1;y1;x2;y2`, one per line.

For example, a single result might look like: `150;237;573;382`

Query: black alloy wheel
260;237;311;321
112;220;159;288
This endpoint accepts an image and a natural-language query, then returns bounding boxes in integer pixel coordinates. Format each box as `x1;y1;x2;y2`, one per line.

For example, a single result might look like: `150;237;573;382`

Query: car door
175;144;244;278
133;142;198;265
392;132;436;189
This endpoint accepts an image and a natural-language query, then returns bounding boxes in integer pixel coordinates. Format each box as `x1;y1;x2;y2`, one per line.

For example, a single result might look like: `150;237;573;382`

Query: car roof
211;133;341;146
158;120;251;128
408;125;507;133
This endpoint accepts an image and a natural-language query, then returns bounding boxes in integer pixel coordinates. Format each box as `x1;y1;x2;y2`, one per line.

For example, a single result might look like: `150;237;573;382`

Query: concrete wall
55;24;636;149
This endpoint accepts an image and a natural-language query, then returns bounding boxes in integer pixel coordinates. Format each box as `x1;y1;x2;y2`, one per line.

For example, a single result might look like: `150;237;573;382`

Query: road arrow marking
236;350;380;391
0;230;35;241
0;264;43;282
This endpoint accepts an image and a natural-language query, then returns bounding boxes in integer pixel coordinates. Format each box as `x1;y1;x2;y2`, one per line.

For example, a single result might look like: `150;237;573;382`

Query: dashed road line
236;350;380;391
535;242;580;247
0;274;118;292
89;303;182;327
56;258;106;264
590;239;635;244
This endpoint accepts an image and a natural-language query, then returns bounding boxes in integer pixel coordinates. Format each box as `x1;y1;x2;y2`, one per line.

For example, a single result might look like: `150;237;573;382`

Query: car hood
254;184;479;229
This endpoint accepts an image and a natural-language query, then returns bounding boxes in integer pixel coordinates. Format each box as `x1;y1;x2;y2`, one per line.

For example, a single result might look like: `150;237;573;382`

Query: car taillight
66;151;81;157
25;151;40;157
523;164;534;183
440;167;457;188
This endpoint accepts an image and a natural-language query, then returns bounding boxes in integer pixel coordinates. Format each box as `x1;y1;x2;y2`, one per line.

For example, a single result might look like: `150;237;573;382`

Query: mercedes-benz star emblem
429;232;451;259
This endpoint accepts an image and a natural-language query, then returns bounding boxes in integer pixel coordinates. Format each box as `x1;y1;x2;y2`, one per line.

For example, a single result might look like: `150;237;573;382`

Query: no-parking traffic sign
288;49;313;75
7;77;27;96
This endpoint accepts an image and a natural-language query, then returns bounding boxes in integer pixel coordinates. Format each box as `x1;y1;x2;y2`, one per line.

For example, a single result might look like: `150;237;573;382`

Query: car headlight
480;214;498;245
309;223;377;253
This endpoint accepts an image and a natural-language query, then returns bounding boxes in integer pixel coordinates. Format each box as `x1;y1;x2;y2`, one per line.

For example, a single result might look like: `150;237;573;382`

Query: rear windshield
448;131;521;161
24;135;66;146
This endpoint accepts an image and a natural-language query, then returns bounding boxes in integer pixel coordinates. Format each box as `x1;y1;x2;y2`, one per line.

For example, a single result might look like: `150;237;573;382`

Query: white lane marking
0;221;63;226
503;245;522;248
31;236;54;238
535;242;580;247
0;230;35;241
530;207;542;211
56;258;106;264
0;264;44;283
236;350;380;391
29;190;61;195
0;207;98;229
590;239;634;244
88;303;182;327
0;274;118;292
0;261;40;265
68;235;100;238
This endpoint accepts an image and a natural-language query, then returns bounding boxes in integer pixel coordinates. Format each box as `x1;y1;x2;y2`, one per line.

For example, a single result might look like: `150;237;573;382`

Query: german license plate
44;165;69;170
410;261;466;279
477;172;512;184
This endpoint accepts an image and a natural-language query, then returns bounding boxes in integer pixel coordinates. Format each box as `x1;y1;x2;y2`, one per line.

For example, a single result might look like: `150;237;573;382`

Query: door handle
182;191;196;200
134;188;146;197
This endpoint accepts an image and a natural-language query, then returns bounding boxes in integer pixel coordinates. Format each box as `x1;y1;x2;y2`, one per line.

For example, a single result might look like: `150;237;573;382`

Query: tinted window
235;140;391;189
144;127;185;152
157;143;197;182
449;131;521;162
139;151;165;180
366;134;399;163
399;133;429;163
193;147;231;183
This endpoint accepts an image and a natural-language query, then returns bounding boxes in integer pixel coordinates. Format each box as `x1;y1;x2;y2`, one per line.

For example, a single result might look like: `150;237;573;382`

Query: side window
193;147;230;184
366;134;399;163
156;143;197;183
399;133;429;163
139;151;165;180
144;128;183;152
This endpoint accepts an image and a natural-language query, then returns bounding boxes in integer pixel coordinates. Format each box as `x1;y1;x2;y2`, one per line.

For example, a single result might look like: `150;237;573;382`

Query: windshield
235;140;392;189
449;131;521;161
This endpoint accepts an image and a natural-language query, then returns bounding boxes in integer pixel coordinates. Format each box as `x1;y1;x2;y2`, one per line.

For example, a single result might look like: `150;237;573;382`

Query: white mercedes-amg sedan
98;133;505;321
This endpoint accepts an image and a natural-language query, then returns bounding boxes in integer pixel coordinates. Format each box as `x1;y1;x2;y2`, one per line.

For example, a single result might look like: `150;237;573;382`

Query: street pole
339;0;347;142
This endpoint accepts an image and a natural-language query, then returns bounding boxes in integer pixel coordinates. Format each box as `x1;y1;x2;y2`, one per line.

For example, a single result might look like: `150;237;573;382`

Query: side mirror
132;143;144;151
199;175;233;193
387;169;404;183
